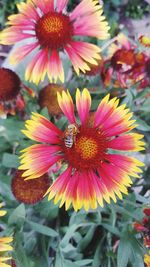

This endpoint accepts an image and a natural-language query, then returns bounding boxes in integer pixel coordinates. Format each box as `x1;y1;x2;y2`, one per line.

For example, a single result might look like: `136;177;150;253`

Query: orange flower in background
19;89;144;211
39;84;66;116
0;0;110;84
0;68;34;117
11;170;51;204
0;203;13;267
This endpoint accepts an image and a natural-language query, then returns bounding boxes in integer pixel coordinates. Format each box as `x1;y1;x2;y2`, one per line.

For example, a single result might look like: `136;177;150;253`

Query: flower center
75;137;98;160
35;12;73;49
62;127;108;170
0;68;20;101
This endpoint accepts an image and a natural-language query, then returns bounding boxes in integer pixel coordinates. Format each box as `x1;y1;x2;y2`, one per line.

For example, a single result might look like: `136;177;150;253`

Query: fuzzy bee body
64;135;74;148
64;124;79;148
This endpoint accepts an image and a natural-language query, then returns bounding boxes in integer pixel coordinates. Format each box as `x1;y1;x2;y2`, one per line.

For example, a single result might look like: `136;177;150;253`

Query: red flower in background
101;34;149;89
0;68;34;117
134;207;150;248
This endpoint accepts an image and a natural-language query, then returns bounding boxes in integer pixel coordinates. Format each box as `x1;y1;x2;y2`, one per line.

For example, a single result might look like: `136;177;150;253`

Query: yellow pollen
42;17;63;33
75;137;98;160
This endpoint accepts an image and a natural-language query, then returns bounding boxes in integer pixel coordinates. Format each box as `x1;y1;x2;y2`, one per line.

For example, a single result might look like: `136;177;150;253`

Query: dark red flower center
0;68;21;101
35;12;73;49
145;58;150;77
111;49;135;72
11;171;50;204
62;126;108;170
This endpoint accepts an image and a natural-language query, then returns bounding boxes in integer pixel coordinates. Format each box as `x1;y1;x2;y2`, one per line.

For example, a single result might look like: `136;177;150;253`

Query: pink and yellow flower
0;203;13;267
19;89;144;211
0;0;110;84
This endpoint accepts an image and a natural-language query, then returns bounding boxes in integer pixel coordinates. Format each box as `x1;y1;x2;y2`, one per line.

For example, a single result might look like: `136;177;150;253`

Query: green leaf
117;236;131;267
75;259;93;266
78;225;96;251
2;153;19;168
60;223;93;248
13;233;30;267
92;243;101;267
8;204;26;226
135;118;150;131
129;236;144;267
26;220;58;237
101;223;120;236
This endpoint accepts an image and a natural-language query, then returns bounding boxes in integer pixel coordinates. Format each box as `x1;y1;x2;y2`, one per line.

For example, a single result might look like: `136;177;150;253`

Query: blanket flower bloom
134;207;150;248
0;68;34;117
11;170;50;204
39;84;66;116
101;33;149;89
0;203;13;267
0;0;110;84
19;89;144;211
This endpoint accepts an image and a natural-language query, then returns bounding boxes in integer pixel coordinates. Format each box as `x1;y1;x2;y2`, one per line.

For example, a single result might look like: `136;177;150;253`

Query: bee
64;124;79;148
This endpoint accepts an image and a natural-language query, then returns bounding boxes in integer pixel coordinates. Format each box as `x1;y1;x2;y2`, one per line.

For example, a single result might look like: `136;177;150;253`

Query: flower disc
35;12;73;49
0;68;21;101
11;171;50;204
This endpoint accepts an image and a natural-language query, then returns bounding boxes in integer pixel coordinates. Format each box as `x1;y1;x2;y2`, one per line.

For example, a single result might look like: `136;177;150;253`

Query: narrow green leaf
8;204;25;226
26;220;58;237
117;237;131;267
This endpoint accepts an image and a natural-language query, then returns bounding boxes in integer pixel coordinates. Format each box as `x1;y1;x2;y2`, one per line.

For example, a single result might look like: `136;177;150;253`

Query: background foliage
0;0;150;266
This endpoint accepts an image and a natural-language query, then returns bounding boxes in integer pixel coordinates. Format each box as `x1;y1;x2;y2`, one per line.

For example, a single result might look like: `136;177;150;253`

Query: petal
107;133;145;151
33;0;54;13
64;44;91;75
76;171;97;211
47;50;64;83
46;166;72;201
57;90;76;124
25;49;49;85
0;27;34;45
105;154;144;177
98;163;130;199
94;95;137;135
68;41;101;65
94;94;119;127
22;112;62;143
76;88;91;125
16;1;40;20
10;42;39;65
70;0;110;39
56;0;69;12
19;144;62;179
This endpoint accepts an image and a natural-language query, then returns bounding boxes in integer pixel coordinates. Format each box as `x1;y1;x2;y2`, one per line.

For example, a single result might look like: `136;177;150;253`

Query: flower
19;89;144;211
0;68;20;101
144;251;150;267
101;33;149;89
0;0;110;84
144;208;150;217
83;58;102;76
134;207;150;248
139;35;150;47
0;203;13;267
39;84;66;115
11;170;50;204
0;68;34;117
0;203;7;217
